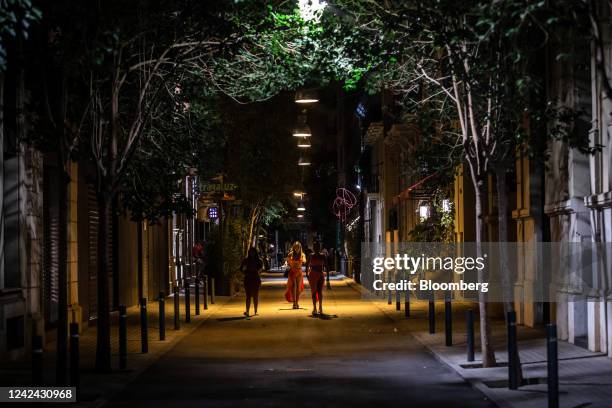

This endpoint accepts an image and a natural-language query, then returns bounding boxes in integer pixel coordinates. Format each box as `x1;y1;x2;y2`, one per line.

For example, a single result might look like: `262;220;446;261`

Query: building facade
0;146;172;360
348;1;612;356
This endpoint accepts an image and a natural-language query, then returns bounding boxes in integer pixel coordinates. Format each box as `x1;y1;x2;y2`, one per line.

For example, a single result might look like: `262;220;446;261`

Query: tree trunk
245;206;259;256
252;218;262;251
137;220;143;300
94;193;112;372
94;76;118;372
473;176;497;367
495;166;523;382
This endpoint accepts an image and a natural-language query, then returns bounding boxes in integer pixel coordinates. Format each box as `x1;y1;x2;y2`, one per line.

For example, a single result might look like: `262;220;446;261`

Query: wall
0;146;43;360
583;3;612;355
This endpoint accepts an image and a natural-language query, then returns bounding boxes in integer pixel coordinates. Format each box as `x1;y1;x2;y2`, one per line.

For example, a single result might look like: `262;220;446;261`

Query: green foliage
259;199;287;226
308;0;596;172
120;78;226;223
13;0;601;235
207;8;315;102
0;0;41;71
214;0;593;183
408;191;455;243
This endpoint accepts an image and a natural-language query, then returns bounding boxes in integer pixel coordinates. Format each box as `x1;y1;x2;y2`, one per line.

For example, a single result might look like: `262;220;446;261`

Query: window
6;315;24;351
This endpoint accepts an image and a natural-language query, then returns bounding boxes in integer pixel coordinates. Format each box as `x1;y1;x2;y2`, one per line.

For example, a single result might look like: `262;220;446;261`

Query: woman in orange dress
285;241;305;309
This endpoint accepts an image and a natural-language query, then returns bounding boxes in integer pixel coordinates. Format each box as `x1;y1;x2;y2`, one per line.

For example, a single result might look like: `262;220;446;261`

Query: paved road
105;279;494;408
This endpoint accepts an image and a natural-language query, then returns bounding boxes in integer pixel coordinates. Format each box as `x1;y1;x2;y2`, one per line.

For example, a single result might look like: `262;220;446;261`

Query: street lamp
419;204;429;219
298;154;311;166
292;113;312;137
295;89;319;104
297;200;306;211
297;136;311;148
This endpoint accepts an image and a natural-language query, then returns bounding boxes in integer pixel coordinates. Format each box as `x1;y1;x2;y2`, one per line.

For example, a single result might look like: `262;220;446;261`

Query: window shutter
87;185;98;320
43;165;60;328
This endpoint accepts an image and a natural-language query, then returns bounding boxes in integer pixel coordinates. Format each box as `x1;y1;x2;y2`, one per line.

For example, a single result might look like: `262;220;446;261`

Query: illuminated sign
200;182;238;193
207;207;219;220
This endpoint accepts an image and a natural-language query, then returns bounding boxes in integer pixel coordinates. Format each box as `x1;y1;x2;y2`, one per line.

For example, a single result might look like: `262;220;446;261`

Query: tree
120;78;225;224
227;0;594;368
315;0;587;369
77;0;255;371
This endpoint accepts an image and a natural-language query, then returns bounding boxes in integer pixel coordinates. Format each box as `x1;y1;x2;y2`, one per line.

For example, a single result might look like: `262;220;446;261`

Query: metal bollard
174;286;180;330
547;324;559;408
195;279;200;316
119;305;127;370
185;283;191;323
466;309;475;362
210;278;216;304
203;277;209;310
159;292;166;341
404;291;410;318
428;299;435;334
445;298;452;346
507;311;519;390
140;298;148;353
32;334;43;385
69;323;79;391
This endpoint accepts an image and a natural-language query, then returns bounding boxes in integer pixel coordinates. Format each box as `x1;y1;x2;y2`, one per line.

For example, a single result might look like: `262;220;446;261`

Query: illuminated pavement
104;278;495;407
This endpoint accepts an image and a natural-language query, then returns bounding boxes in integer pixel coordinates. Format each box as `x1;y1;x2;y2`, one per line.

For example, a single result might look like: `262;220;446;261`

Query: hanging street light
292;112;312;137
297;200;306;211
298;154;311;166
295;89;319;104
297;136;311;148
292;123;312;137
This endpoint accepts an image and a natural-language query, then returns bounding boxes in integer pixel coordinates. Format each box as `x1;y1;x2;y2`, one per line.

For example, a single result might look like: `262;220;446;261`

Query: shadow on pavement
216;316;248;322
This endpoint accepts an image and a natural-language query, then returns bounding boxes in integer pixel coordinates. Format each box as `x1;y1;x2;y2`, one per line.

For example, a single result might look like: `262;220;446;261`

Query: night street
3;1;612;407
104;278;493;408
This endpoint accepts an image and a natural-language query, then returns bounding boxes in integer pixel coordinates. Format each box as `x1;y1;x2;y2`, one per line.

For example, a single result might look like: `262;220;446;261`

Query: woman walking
241;247;263;317
285;241;305;309
307;241;326;316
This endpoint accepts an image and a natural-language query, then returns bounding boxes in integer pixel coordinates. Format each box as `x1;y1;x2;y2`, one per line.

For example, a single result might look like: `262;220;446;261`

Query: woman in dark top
241;247;263;317
307;241;326;317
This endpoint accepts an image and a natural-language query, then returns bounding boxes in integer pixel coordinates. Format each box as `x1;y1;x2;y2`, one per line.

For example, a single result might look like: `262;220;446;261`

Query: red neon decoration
332;188;357;222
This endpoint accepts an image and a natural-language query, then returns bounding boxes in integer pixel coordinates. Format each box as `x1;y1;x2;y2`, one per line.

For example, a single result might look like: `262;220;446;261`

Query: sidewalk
349;280;612;408
1;287;232;408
